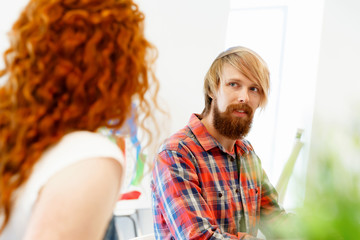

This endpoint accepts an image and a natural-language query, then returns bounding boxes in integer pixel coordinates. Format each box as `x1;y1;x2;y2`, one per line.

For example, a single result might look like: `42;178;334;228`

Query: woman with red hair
0;0;160;239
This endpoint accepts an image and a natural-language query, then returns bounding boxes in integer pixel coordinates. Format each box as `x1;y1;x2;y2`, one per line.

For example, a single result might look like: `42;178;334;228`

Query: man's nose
237;89;249;103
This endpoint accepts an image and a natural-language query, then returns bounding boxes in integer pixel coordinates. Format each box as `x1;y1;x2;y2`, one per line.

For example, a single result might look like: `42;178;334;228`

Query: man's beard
213;100;254;140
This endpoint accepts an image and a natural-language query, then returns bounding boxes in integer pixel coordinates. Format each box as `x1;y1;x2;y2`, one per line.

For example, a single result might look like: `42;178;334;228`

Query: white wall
312;0;360;126
136;0;231;135
0;0;28;53
309;0;360;176
0;0;28;86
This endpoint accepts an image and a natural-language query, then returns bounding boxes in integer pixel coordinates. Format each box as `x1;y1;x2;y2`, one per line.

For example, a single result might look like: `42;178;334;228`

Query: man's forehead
220;63;251;82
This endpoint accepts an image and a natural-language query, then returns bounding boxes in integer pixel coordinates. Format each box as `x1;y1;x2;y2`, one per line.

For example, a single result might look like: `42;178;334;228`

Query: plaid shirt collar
188;113;252;155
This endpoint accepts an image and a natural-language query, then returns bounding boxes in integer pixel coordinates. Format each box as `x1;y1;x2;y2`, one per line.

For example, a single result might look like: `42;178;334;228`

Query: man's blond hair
202;46;270;116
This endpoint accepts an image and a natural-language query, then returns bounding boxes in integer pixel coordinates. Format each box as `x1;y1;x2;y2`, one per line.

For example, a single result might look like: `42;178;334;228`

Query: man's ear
209;91;215;100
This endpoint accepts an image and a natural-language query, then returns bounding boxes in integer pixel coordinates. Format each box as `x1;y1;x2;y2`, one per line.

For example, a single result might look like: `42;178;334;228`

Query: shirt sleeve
152;148;259;240
258;167;293;238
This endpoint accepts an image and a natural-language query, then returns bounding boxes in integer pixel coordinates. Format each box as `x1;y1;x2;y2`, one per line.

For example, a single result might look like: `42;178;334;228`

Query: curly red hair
0;0;159;231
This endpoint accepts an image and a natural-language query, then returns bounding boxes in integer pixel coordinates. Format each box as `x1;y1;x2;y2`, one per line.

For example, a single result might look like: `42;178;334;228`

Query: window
226;0;324;209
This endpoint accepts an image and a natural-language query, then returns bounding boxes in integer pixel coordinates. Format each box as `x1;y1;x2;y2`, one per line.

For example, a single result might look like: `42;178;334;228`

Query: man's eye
250;87;259;92
229;83;238;87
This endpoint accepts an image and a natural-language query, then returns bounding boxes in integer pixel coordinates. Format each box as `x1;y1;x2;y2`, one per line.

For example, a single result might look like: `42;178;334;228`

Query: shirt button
218;192;223;198
230;158;235;162
236;188;240;193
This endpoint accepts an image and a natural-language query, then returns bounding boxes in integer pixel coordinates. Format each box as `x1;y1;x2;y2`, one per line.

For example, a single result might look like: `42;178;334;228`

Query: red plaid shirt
151;114;288;239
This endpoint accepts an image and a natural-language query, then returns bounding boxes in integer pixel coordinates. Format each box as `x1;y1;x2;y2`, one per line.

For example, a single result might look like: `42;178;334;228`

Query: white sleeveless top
0;131;125;240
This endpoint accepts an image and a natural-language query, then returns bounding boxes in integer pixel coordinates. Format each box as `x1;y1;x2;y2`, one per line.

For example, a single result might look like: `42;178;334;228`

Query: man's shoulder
238;138;254;152
159;126;199;153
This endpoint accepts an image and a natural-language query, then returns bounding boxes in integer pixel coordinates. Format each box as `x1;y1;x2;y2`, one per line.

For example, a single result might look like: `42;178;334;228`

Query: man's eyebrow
225;78;242;82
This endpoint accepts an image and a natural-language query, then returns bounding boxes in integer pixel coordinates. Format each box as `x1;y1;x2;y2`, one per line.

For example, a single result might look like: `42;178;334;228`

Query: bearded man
151;46;293;239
